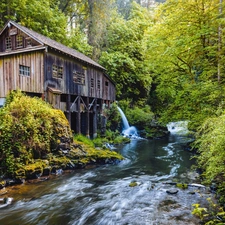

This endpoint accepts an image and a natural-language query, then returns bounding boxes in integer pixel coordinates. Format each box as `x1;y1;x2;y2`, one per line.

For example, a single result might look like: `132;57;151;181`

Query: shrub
0;90;72;177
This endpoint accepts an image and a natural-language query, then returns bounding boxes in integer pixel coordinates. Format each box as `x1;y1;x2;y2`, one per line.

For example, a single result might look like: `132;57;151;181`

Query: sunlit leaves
100;2;153;103
194;113;225;182
0;91;72;176
148;0;225;127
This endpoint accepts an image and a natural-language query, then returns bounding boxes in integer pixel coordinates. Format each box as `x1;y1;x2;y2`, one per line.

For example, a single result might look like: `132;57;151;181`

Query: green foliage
68;29;93;56
0;90;72;177
0;0;68;44
176;183;188;190
104;102;121;131
126;105;154;130
148;0;225;128
99;3;153;103
74;134;95;148
74;137;124;164
192;198;225;224
92;130;130;148
193;113;225;184
192;203;208;221
118;100;154;130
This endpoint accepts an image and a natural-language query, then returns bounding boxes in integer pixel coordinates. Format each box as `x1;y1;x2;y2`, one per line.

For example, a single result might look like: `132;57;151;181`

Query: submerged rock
166;189;179;194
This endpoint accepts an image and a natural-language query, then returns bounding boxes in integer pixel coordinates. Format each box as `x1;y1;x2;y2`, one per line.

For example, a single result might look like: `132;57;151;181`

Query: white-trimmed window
16;35;23;48
19;65;30;76
5;37;12;50
73;71;85;85
52;64;63;79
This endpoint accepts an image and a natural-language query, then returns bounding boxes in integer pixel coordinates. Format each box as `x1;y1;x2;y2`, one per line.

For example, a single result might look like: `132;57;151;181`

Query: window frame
52;64;63;79
16;35;23;48
73;71;85;85
5;37;12;51
97;80;101;90
91;78;94;88
19;65;30;77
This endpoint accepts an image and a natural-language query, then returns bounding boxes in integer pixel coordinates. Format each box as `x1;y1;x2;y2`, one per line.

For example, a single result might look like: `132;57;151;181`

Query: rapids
0;131;212;225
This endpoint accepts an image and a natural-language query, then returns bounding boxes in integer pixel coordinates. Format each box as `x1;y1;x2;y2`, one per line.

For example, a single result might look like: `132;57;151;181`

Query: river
0;133;212;225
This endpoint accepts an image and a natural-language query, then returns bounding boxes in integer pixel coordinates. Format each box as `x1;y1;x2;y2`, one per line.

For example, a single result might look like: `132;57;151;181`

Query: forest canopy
2;1;225;203
1;0;225;127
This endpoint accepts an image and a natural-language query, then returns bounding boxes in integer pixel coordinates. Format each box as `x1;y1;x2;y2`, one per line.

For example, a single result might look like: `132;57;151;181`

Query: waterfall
117;106;130;130
117;106;138;138
167;121;189;135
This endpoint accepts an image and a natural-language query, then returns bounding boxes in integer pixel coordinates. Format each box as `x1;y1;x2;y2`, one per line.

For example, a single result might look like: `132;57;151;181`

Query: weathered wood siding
44;50;116;101
0;51;44;97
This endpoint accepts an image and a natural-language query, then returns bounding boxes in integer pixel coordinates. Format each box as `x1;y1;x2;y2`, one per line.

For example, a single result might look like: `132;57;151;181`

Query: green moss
176;183;188;189
129;181;138;187
73;140;123;165
74;134;94;147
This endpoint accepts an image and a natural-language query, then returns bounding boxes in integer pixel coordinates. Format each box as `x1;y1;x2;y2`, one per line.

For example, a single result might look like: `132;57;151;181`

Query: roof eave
0;46;47;57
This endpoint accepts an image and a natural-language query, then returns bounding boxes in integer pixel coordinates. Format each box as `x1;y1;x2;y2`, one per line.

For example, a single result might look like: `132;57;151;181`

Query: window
5;37;12;50
91;78;94;88
26;38;32;47
73;71;85;85
105;81;109;87
97;80;100;89
52;64;63;79
16;35;23;48
58;66;63;79
19;65;30;76
52;65;58;77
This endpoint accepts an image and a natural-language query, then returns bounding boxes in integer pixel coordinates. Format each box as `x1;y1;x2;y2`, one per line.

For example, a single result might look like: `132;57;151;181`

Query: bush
0;90;72;177
119;100;154;130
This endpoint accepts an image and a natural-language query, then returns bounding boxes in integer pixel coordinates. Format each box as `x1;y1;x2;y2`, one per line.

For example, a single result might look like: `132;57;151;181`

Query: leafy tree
194;113;225;183
0;0;68;44
100;2;153;104
148;0;225;129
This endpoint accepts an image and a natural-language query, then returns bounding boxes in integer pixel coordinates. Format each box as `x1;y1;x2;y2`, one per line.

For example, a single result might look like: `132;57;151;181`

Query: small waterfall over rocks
167;121;189;135
117;106;139;139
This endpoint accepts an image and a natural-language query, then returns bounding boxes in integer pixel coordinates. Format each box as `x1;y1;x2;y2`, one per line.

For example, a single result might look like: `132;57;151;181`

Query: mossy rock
176;183;188;189
14;168;26;179
129;181;138;187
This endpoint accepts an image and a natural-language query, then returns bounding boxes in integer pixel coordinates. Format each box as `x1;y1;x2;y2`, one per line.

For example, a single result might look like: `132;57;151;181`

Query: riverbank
0;136;216;224
0;138;124;189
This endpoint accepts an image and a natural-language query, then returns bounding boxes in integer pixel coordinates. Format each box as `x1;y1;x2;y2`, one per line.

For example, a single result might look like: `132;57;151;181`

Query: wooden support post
86;97;90;138
100;99;106;136
66;94;71;127
76;96;81;134
93;98;97;138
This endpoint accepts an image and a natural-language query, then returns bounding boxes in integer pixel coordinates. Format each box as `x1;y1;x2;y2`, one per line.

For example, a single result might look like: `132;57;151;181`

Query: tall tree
0;0;68;44
148;0;225;129
100;2;154;105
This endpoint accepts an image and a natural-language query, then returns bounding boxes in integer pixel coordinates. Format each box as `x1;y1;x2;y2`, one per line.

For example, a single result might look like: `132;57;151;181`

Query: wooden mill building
0;20;116;138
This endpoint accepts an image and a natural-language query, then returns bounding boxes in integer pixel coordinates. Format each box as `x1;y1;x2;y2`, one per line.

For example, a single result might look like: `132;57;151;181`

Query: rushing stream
0;131;212;225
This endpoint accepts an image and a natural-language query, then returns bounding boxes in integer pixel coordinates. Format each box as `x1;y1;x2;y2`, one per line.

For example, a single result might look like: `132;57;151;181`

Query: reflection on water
0;134;198;225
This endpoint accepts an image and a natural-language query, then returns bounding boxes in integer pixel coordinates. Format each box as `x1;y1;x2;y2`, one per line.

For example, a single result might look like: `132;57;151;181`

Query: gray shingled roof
7;20;105;70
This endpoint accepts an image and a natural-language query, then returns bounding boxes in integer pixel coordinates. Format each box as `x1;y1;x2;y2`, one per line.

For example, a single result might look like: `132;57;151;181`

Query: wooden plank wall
0;51;44;97
45;50;116;102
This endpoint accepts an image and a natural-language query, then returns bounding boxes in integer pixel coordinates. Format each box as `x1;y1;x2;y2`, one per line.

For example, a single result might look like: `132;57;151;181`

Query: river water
0;133;212;225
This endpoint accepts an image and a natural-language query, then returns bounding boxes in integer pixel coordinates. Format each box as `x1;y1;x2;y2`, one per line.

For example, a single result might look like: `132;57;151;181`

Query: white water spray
117;106;139;138
167;121;189;135
117;107;130;130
